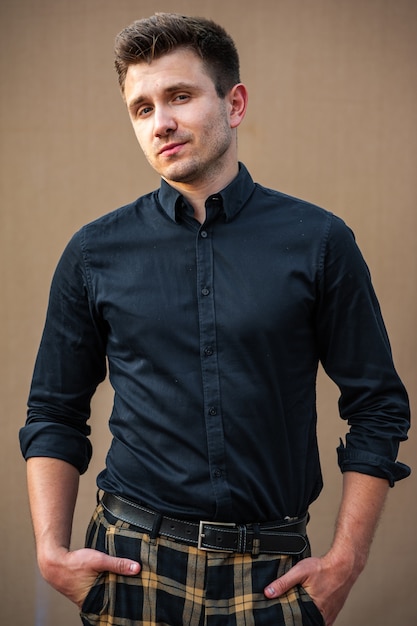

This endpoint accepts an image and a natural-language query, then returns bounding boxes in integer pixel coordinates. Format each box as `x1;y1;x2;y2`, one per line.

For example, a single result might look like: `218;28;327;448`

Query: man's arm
27;457;140;608
264;471;389;626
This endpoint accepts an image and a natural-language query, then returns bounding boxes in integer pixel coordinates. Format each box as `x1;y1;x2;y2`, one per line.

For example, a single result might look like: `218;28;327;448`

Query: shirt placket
196;198;232;520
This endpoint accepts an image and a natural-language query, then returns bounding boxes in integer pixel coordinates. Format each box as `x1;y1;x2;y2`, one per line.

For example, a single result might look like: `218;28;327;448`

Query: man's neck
163;162;239;224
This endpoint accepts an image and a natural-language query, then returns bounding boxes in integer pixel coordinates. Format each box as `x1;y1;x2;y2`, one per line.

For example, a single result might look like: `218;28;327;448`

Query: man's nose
153;106;177;137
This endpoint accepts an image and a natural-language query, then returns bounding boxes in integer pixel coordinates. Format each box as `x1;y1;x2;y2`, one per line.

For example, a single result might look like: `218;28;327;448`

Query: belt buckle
198;520;236;552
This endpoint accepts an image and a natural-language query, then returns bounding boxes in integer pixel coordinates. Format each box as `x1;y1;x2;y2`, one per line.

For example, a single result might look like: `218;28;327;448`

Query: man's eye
136;106;153;117
174;94;189;102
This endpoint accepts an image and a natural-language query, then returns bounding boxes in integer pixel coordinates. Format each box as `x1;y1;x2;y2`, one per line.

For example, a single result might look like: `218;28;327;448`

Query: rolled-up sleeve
19;230;107;474
316;215;410;485
337;441;410;486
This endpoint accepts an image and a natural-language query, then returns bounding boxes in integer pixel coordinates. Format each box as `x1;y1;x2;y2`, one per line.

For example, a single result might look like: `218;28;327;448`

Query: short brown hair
114;13;240;97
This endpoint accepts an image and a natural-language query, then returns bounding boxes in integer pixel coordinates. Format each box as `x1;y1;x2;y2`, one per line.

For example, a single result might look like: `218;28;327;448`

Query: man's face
124;48;236;188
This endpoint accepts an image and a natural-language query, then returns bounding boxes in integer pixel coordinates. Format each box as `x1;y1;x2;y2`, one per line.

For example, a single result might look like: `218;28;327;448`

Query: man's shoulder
251;182;338;231
63;190;160;259
247;182;356;250
82;190;157;233
254;182;329;215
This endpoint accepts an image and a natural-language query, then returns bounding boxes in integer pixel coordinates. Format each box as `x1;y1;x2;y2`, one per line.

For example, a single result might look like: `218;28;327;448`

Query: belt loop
238;524;247;553
251;523;260;559
149;512;163;544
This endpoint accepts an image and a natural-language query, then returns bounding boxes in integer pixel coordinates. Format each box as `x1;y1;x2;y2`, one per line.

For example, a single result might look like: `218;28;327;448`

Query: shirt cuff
19;422;92;475
337;439;411;487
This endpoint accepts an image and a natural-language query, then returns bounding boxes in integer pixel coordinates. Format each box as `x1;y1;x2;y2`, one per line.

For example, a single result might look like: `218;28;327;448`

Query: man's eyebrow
127;94;147;112
164;81;200;93
127;82;201;112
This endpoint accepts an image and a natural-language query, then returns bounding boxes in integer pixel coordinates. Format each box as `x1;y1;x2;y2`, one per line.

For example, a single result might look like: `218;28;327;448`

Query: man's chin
159;163;201;185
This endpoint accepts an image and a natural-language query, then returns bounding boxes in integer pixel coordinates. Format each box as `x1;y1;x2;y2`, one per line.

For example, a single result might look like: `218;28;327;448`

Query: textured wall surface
1;1;415;624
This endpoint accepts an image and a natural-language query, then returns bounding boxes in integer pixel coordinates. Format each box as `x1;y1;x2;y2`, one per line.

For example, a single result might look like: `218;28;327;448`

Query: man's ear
228;83;248;129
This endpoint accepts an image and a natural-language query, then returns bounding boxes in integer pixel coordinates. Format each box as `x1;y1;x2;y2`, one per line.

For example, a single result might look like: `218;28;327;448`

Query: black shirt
20;164;410;522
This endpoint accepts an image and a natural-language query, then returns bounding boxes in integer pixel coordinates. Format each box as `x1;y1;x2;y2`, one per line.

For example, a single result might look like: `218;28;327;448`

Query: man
20;13;410;626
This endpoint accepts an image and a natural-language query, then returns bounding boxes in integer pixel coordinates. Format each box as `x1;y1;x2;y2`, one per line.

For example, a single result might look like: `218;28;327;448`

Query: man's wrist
37;543;70;579
323;542;367;585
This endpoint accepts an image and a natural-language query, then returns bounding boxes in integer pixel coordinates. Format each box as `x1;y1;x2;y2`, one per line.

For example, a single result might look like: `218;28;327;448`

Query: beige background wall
1;1;416;624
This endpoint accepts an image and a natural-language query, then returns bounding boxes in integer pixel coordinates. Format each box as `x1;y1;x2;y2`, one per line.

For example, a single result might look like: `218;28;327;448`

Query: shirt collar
156;162;255;224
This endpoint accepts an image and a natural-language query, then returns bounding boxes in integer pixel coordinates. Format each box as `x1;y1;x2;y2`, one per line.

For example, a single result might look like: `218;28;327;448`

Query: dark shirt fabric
20;163;410;523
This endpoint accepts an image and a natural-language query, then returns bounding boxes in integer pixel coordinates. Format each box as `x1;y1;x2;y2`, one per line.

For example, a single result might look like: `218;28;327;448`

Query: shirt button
201;288;210;296
208;406;217;416
213;468;222;478
200;230;208;238
204;346;214;356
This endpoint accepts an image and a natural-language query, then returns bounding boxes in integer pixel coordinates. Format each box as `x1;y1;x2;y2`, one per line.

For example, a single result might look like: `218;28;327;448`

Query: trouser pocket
297;585;325;626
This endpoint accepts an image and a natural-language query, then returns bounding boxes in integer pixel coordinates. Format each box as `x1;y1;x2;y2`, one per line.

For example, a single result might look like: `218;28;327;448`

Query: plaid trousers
80;502;324;626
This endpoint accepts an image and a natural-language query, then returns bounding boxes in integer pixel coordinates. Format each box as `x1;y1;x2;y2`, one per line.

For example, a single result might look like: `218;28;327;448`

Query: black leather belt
101;492;308;556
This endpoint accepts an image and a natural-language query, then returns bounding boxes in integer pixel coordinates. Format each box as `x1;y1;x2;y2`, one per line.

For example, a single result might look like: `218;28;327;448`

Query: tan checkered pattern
80;503;323;626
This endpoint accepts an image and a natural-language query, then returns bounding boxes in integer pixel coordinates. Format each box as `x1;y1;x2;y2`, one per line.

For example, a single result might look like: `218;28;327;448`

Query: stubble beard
149;111;233;187
160;154;225;186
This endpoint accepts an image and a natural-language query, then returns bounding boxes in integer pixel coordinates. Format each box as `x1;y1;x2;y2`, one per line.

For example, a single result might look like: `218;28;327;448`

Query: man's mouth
158;142;186;157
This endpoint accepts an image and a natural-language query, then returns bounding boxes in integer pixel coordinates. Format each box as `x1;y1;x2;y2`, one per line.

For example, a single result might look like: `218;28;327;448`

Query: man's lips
158;142;186;157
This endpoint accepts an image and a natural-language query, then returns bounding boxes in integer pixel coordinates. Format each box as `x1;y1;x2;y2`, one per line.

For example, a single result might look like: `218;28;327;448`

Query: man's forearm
264;471;390;625
26;456;141;607
27;456;80;573
325;471;390;579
